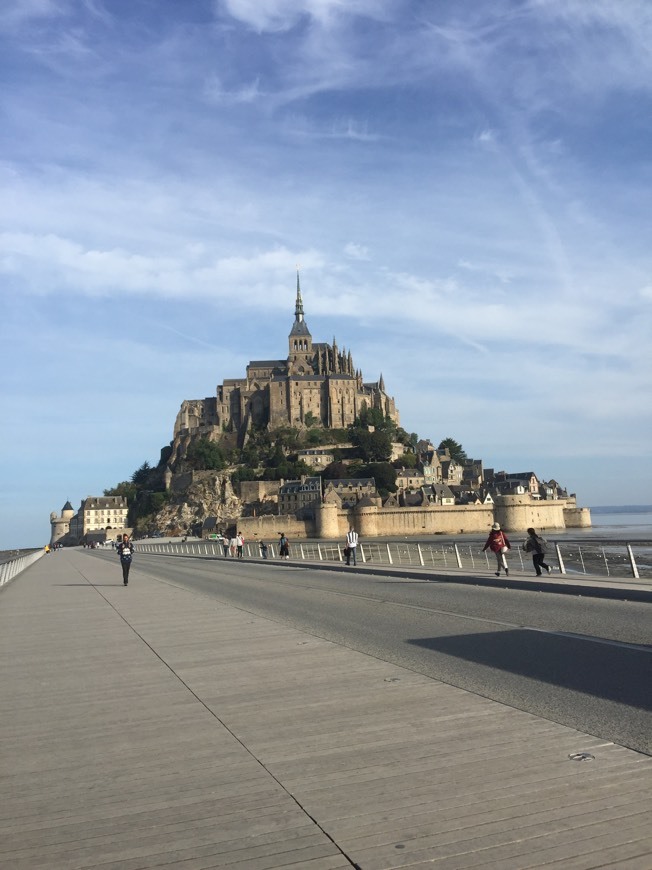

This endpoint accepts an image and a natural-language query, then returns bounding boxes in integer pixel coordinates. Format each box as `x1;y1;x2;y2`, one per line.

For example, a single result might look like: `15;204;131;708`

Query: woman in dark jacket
524;528;552;576
117;533;134;586
278;533;290;559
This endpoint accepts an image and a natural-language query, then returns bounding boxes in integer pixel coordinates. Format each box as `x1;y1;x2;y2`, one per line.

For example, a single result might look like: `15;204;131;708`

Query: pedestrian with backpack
482;522;511;577
523;528;552;576
278;533;290;559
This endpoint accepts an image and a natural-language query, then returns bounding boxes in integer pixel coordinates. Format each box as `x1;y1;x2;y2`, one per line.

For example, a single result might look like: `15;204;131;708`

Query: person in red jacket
483;522;511;577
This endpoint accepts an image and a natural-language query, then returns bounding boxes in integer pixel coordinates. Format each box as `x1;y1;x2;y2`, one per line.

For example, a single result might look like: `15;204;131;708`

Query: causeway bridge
2;549;651;869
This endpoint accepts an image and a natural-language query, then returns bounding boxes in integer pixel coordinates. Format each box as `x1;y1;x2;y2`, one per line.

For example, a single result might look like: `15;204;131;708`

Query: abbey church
172;275;399;457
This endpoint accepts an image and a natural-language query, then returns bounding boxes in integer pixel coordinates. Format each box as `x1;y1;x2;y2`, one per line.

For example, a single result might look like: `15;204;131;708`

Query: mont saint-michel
50;276;590;545
170;273;398;461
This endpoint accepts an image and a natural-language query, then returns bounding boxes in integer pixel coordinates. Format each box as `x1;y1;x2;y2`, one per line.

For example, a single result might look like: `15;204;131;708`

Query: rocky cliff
155;470;242;532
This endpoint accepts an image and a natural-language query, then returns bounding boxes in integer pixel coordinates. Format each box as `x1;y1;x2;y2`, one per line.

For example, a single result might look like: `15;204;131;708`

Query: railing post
555;543;566;575
454;543;463;569
317;544;323;561
601;547;610;577
386;542;393;565
626;544;640;579
300;544;305;560
360;544;366;564
417;544;424;567
337;544;343;562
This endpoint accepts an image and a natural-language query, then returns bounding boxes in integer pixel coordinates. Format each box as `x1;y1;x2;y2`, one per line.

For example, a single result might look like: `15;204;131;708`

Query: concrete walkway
1;550;651;869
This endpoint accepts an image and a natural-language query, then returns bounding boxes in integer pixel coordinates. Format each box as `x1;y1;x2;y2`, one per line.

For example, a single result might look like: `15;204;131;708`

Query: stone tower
50;500;74;545
288;271;313;376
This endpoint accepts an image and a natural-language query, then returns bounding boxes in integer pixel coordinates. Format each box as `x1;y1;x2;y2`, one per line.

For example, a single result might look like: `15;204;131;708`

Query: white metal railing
134;538;651;581
0;549;45;588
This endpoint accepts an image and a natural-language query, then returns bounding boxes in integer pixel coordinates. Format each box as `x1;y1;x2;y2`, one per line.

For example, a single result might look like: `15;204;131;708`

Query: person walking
229;535;238;558
523;527;552;576
279;533;290;559
117;533;134;586
483;522;511;577
236;532;244;559
345;526;359;566
259;540;268;559
221;536;229;558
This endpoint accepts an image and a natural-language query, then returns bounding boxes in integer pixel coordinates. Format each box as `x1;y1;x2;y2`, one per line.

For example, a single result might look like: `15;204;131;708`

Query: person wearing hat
483;522;511;576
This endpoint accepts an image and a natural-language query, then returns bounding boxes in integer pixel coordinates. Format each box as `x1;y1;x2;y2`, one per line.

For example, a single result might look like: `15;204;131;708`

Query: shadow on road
407;629;652;711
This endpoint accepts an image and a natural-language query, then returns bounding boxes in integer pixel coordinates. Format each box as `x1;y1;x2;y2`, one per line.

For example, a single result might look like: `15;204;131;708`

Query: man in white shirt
345;527;359;566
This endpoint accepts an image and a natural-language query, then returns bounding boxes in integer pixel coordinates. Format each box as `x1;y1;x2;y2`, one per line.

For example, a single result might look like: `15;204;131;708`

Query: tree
394;452;417;469
321;461;350;480
104;481;137;504
356;462;397;497
186;437;227;471
350;429;392;463
306;428;323;446
259;459;313;481
357;406;386;429
439;437;468;463
131;461;152;486
231;466;259;484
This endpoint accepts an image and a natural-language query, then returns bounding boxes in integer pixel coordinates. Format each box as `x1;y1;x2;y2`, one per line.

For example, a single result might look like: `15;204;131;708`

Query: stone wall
238;480;280;503
238;496;586;542
237;514;312;542
563;507;592;528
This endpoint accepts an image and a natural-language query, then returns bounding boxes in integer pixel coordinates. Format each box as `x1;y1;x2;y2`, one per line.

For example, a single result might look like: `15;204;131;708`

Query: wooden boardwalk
1;550;651;869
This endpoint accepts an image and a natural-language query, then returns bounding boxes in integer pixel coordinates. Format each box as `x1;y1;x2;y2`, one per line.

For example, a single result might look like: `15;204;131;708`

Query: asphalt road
96;551;652;755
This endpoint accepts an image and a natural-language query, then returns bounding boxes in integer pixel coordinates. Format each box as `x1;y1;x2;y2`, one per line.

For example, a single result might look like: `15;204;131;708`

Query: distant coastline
590;505;652;514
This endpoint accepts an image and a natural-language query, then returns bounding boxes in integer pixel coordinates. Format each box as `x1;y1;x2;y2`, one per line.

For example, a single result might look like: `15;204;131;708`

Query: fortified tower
50;500;74;545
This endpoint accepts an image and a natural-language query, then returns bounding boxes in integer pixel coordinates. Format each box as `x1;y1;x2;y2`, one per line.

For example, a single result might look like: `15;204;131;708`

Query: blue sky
2;0;651;548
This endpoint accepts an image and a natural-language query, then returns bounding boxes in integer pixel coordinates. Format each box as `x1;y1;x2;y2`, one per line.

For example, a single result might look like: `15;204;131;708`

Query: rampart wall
237;496;589;541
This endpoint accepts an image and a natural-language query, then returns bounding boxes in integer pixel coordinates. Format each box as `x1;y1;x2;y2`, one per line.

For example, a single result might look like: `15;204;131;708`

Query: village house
278;476;322;517
323;478;377;509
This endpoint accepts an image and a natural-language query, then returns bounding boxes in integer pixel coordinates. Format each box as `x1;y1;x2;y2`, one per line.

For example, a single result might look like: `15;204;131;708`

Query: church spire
295;270;304;323
289;270;312;350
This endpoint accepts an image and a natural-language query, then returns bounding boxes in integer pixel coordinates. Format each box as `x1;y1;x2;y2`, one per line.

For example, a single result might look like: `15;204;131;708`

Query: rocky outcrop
155;470;242;532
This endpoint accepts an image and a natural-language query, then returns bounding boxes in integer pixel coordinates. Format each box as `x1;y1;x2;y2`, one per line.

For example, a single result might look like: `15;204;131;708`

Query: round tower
316;495;340;539
50;500;73;545
494;494;566;533
354;498;379;538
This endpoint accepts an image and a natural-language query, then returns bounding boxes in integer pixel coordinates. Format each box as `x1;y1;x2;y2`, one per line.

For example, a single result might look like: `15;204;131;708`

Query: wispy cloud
219;0;397;33
204;74;263;105
2;0;652;546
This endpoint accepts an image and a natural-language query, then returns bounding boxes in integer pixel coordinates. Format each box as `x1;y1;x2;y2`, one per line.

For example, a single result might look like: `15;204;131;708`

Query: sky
1;0;651;549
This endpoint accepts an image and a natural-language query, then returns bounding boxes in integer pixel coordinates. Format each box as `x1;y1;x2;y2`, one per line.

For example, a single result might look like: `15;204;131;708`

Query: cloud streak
1;0;651;547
